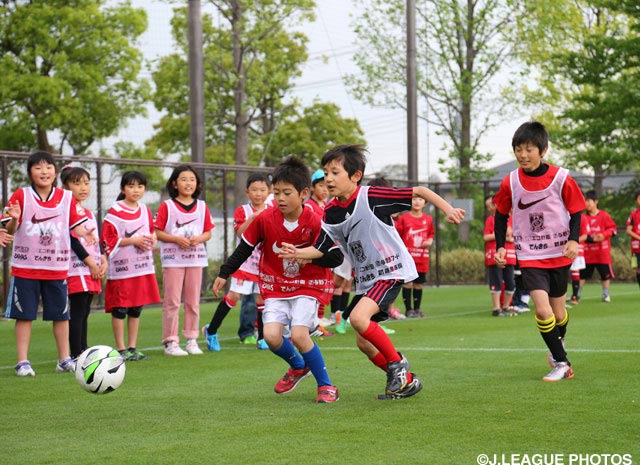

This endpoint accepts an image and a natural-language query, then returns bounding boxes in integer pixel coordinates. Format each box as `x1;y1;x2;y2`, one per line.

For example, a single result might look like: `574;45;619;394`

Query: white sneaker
164;341;188;356
56;357;76;373
602;295;611;302
542;361;574;382
318;317;333;327
16;360;35;377
547;338;565;368
185;339;203;355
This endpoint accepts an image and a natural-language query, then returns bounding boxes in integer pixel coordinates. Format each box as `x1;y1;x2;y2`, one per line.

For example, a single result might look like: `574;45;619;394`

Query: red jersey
9;186;87;280
394;212;434;272
484;215;516;266
581;210;617;264
493;164;585;269
242;206;333;303
306;198;325;218
626;208;640;254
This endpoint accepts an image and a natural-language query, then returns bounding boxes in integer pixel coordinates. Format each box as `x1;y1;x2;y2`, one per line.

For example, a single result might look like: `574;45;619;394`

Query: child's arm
0;228;14;247
278;243;324;261
99;255;108;279
211;239;256;296
413;186;465;224
155;228;192;249
72;223;98;246
627;224;640;241
189;230;212;246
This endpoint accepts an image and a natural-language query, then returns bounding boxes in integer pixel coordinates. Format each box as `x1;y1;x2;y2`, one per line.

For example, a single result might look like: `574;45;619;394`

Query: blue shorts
5;276;69;321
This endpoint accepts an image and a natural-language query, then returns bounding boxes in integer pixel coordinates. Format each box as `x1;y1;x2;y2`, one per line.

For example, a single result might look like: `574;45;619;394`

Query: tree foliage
0;0;150;154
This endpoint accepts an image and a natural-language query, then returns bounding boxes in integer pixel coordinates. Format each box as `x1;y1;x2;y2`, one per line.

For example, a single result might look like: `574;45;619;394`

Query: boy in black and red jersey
212;157;343;403
279;144;465;400
494;121;586;382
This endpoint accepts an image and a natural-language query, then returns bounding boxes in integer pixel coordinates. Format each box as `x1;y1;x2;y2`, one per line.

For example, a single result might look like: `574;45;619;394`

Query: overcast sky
106;0;529;179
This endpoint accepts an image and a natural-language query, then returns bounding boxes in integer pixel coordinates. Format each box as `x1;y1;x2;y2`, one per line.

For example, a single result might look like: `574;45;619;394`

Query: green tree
516;0;638;194
0;0;150;154
348;0;518;194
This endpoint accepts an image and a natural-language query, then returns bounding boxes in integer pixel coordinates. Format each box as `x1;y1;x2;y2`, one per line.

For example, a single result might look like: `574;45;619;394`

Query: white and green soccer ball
75;345;126;394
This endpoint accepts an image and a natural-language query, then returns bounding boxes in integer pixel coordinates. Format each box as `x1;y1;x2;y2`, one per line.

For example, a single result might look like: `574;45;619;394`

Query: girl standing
61;166;108;359
100;171;160;361
155;165;214;356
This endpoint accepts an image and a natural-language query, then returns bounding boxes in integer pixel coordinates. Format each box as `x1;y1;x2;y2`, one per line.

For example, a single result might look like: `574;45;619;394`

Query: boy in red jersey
212;157;342;403
3;152;94;376
279;144;465;400
395;197;434;318
204;173;270;350
483;196;517;316
626;191;640;289
494;121;586;382
579;190;617;302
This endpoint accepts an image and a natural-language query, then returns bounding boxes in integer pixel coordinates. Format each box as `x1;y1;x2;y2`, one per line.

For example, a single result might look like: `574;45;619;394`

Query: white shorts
570;256;586;271
263;296;318;329
333;256;352;280
229;277;260;295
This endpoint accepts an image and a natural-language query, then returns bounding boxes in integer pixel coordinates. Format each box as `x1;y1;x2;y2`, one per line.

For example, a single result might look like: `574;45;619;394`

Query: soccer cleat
389;308;406;320
315;385;339;403
386;353;410;394
416;309;425;318
406;309;420;319
570;296;579;305
126;349;149;361
241;335;257;345
164;341;189;356
602;295;611;303
119;349;132;360
378;373;423;400
380;324;396;335
274;367;311;394
256;338;269;350
492;309;508;317
542;361;574;382
202;325;221;351
15;361;35;377
335;318;348;334
185;339;203;355
311;325;335;337
55;357;76;373
318;317;333;327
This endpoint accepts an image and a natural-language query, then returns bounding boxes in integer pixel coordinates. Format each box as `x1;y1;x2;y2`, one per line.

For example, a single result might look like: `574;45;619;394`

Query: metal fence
1;150;638;307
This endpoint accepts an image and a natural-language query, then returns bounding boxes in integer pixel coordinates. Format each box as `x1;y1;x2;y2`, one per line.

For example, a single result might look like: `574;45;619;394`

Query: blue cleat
202;325;221;351
256;338;269;350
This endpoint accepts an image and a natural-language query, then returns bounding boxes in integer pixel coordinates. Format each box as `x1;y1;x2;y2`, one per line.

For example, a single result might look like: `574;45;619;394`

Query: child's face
586;198;598;214
323;159;361;200
122;181;145;204
636;194;640;208
66;175;91;203
246;181;269;207
273;181;307;220
411;197;426;211
311;180;329;202
514;142;546;172
485;198;496;213
173;170;198;199
29;161;56;189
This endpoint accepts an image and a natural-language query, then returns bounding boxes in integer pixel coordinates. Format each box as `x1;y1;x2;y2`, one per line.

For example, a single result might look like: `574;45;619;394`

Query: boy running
279;144;465;399
494;121;586;382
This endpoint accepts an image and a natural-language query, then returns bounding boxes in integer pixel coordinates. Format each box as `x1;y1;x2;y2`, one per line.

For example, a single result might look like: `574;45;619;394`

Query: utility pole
188;0;205;171
406;0;418;184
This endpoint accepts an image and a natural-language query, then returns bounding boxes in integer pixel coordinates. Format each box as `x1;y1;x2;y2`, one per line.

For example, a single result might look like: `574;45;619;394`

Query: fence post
434;181;441;287
2;155;8;308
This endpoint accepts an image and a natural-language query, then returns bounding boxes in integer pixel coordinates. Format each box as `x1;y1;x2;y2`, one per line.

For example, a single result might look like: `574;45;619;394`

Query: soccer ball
75;345;126;394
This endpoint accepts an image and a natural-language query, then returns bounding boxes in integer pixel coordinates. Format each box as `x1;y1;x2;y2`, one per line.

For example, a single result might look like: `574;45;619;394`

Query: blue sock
272;337;305;370
301;343;332;387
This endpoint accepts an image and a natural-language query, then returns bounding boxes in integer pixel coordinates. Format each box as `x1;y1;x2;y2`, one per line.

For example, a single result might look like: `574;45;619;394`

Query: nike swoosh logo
124;225;144;238
175;219;196;229
517;195;550;210
407;227;427;235
31;214;60;224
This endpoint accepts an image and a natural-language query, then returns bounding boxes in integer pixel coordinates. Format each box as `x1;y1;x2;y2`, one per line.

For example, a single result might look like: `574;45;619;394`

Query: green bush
611;247;636;282
434;248;485;284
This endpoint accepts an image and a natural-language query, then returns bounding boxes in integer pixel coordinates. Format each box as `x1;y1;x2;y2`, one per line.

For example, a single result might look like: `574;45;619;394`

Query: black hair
166;164;202;199
246;172;271;189
367;176;391;187
321;144;367;185
60;166;91;186
585;189;598;201
484;194;494;202
511;121;549;154
116;171;147;201
271;156;310;193
27;151;57;185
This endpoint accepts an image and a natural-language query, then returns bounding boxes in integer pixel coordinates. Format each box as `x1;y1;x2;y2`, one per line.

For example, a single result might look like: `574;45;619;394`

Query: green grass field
1;284;638;465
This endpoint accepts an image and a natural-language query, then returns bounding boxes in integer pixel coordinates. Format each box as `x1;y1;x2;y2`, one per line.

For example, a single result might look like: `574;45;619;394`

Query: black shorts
580;263;614;281
521;266;570;298
408;272;427;285
343;279;402;323
487;265;515;293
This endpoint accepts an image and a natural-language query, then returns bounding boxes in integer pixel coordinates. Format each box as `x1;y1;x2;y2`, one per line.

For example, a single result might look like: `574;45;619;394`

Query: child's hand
594;233;605;242
79;225;97;246
445;208;466;224
99;256;108;278
176;236;192;249
563;240;579;260
88;261;101;280
278;242;297;259
494;247;507;268
0;228;14;247
212;277;227;297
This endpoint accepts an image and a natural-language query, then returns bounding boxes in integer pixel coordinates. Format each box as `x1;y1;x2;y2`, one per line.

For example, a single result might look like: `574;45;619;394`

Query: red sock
360;321;400;363
369;352;387;372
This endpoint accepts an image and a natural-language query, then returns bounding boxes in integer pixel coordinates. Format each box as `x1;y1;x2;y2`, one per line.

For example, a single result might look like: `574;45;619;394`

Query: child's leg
52;320;71;361
15;319;33;362
531;290;568;364
350;296;401;364
412;282;423;312
81;294;94;352
265;322;304;369
238;293;257;340
126;310;142;349
357;334;387;371
503;266;515;310
402;285;412;313
181;267;203;341
570;270;581;300
256;295;265;340
291;326;332;387
111;311;126;351
206;291;239;335
69;293;86;357
162;267;185;344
